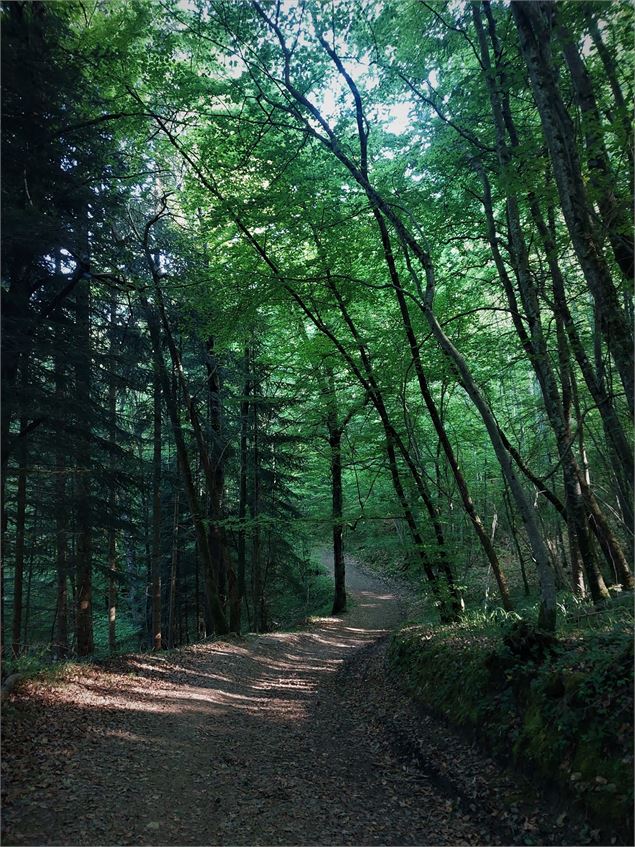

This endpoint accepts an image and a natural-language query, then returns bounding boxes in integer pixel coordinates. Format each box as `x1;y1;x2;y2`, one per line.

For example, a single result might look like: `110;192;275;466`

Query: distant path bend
2;549;579;846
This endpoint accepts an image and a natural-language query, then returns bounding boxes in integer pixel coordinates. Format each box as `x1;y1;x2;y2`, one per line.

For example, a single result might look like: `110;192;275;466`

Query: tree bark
141;293;229;636
328;418;346;615
205;336;229;612
556;16;633;281
75;274;94;656
511;1;633;411
11;416;27;658
373;204;511;611
167;490;179;648
251;373;264;633
107;300;118;654
54;328;68;659
151;363;162;650
237;348;251;628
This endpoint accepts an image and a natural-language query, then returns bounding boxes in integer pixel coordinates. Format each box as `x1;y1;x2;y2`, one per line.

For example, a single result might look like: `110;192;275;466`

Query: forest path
3;551;566;846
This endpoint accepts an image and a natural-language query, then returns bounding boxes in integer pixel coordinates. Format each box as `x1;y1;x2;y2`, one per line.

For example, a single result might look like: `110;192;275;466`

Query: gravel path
1;550;597;846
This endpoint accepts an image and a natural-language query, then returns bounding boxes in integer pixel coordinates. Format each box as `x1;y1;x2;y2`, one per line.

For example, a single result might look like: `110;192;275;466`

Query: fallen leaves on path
1;555;608;846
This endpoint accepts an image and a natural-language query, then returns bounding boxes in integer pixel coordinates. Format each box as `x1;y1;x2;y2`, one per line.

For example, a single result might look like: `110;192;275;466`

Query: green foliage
267;554;335;631
2;0;632;664
389;612;634;837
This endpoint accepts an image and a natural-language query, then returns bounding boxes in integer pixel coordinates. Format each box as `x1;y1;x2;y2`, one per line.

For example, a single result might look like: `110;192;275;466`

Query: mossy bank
388;617;634;843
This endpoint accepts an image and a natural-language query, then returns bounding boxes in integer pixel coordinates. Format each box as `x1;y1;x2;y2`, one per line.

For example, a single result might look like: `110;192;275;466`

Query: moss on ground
388;617;634;839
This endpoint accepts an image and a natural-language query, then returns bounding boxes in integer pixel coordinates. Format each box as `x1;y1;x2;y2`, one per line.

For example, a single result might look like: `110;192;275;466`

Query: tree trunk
75;275;94;656
151;364;162;650
411;249;557;630
322;275;461;619
11;416;27;658
237;348;251;622
511;1;633;411
583;8;634;182
557;17;633;281
529;194;634;519
107;300;118;654
141;294;229;635
205;336;228;611
251;375;264;633
329;421;346;615
475;5;613;605
168;491;179;649
373;204;511;611
54;316;68;659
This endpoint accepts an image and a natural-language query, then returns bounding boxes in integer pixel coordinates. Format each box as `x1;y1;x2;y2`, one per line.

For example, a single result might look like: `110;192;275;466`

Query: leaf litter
1;553;609;846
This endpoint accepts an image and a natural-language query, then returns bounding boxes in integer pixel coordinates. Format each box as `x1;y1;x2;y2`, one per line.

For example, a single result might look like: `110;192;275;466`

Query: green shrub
388;615;634;837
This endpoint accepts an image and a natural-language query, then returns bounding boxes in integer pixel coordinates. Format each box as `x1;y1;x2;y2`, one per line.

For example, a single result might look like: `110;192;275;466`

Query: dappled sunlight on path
2;551;517;846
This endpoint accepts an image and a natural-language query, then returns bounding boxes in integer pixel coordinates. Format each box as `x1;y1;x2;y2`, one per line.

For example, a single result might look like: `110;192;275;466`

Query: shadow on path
1;551;509;846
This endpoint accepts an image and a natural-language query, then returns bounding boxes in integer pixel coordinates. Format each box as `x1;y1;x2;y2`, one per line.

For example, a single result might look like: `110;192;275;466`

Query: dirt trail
1;551;588;846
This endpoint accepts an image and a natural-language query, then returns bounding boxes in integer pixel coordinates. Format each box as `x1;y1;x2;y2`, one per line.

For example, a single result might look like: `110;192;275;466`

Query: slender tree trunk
372;205;511;610
205;336;229;611
53;315;68;658
151;364;162;650
583;7;634;178
321;274;460;618
75;275;94;656
409;248;557;630
511;1;633;410
143;259;235;633
11;416;27;658
141;294;229;635
237;348;251;625
555;314;585;597
529;194;633;514
168;490;179;649
107;300;118;654
329;420;346;615
251;374;264;633
557;16;633;280
22;542;35;651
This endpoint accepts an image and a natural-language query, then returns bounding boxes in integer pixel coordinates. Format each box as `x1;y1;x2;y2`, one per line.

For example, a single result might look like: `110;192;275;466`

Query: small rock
595;775;608;785
146;821;160;830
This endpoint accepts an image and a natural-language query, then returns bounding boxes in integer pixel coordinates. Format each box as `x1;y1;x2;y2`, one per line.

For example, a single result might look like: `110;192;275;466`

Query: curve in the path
2;550;498;846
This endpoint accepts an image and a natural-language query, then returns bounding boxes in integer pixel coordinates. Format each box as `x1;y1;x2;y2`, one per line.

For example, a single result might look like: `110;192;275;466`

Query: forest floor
2;552;600;847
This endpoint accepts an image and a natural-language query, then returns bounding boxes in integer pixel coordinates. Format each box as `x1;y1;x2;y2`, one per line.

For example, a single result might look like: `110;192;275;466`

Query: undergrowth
267;553;334;630
389;593;634;843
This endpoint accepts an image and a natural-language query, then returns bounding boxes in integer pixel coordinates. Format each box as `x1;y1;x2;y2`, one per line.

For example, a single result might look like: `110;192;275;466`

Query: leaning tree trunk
556;17;633;281
373;205;512;611
475;4;614;604
583;7;634;179
511;0;633;412
408;247;557;630
141;294;229;636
